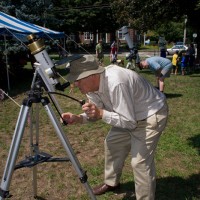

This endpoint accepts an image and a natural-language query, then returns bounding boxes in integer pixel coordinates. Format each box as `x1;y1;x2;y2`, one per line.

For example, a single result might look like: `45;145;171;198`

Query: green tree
52;0;119;42
0;1;17;16
0;0;62;30
15;0;53;27
111;0;200;58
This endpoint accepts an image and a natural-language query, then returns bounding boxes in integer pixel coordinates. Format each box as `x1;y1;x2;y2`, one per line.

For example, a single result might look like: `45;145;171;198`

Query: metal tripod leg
0;94;96;199
41;97;96;200
29;104;39;198
0;104;30;200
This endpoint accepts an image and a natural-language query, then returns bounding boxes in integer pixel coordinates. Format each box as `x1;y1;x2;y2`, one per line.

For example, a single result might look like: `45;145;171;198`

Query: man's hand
61;112;83;124
82;102;103;120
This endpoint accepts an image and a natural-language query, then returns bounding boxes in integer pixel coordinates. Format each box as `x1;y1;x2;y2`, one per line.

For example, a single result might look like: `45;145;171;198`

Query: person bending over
62;55;168;200
139;56;172;93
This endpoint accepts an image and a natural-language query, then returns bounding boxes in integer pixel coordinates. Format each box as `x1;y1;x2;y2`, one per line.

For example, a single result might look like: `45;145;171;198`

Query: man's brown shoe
92;183;120;195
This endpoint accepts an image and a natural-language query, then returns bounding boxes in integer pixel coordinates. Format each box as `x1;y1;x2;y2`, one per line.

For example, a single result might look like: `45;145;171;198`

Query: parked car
145;39;150;45
166;45;188;55
176;42;184;45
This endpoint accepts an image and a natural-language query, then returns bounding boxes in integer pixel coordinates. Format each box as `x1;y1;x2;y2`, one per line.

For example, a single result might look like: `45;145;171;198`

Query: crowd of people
96;40;195;78
171;43;196;76
95;38;186;93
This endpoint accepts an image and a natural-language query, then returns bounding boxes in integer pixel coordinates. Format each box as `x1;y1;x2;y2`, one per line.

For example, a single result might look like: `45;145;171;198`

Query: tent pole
4;35;10;91
63;37;66;50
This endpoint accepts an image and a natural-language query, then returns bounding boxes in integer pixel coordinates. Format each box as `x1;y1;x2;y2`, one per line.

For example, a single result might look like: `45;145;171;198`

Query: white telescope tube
121;26;134;49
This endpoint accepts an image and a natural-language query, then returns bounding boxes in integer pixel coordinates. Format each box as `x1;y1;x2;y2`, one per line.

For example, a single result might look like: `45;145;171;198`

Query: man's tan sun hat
67;55;105;82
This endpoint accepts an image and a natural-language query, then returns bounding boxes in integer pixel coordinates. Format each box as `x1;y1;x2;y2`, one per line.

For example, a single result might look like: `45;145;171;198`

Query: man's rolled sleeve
102;109;112;124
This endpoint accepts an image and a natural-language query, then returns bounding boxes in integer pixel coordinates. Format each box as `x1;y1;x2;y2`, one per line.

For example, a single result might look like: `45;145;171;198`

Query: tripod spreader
14;152;70;170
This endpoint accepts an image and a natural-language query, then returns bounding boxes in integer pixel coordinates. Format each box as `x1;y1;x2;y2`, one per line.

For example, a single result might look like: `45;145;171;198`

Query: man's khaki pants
104;103;168;200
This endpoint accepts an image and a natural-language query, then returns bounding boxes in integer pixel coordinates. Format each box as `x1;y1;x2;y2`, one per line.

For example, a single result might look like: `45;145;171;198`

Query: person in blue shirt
180;52;187;75
139;56;173;93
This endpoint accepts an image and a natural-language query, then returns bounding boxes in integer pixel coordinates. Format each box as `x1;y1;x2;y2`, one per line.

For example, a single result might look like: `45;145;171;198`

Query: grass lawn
0;55;200;200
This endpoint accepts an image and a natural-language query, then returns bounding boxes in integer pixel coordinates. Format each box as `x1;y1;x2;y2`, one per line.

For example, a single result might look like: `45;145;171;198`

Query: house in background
81;28;141;45
65;27;142;52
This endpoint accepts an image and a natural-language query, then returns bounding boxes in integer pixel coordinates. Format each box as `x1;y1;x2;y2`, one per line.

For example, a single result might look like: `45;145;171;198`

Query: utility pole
183;15;187;45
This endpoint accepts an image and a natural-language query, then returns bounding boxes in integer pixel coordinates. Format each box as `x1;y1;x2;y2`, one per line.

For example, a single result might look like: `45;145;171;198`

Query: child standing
172;50;179;75
181;52;187;75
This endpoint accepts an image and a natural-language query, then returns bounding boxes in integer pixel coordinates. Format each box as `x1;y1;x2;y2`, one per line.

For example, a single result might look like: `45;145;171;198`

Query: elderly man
139;56;172;93
62;55;168;200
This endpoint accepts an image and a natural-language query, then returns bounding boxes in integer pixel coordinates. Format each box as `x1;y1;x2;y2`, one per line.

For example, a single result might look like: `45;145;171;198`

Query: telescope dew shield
27;34;59;86
27;34;54;77
122;26;134;50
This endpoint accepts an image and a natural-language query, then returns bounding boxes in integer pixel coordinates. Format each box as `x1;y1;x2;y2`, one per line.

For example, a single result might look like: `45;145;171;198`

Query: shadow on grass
188;134;200;155
115;173;200;200
165;93;182;99
189;74;200;77
140;70;153;75
34;196;47;200
156;174;200;200
189;70;200;76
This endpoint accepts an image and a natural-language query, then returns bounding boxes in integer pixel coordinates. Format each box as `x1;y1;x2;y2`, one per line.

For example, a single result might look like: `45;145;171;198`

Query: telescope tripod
126;58;141;73
126;59;137;71
0;74;96;200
